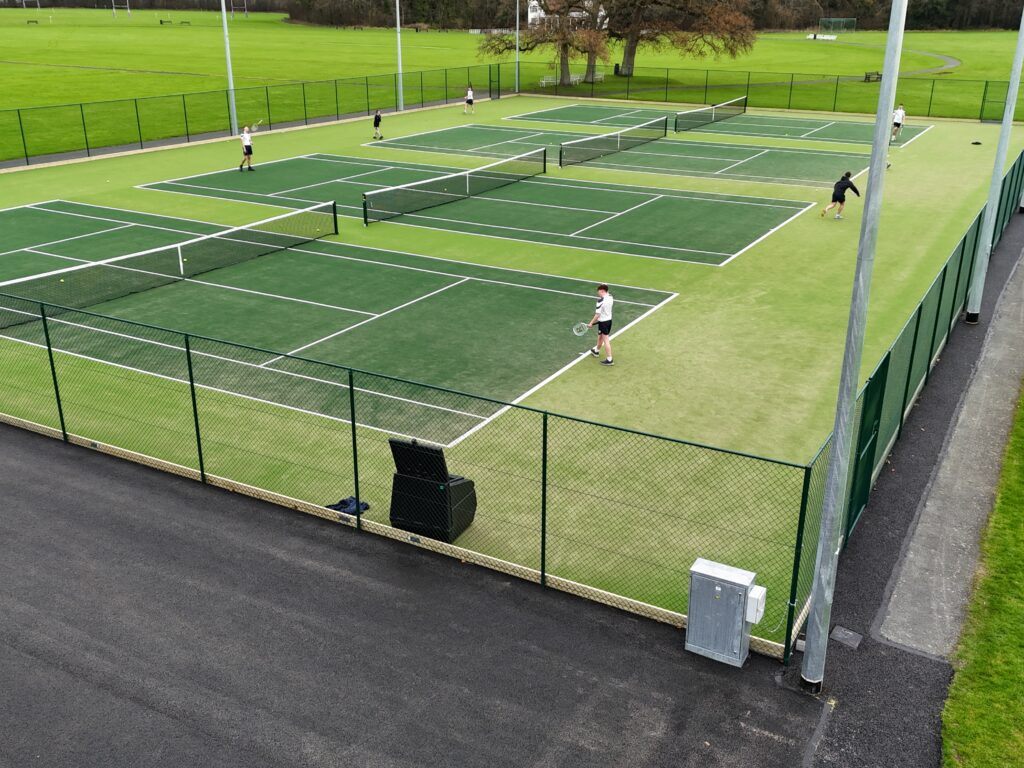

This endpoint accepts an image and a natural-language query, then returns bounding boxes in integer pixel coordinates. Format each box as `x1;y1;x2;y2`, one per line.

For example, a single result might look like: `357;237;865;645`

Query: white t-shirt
595;293;613;321
893;107;906;125
466;89;474;101
240;131;252;147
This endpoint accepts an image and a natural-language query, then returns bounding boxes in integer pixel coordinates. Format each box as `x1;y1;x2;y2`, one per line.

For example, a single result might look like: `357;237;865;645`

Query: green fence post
39;304;67;442
947;242;968;334
133;98;143;149
745;70;751;101
182;94;191;141
225;90;232;132
832;75;840;112
787;73;795;109
183;335;206;483
443;69;448;104
16;109;29;165
664;68;669;102
348;368;362;531
420;70;425;106
783;463;813;664
897;305;923;439
924;267;948;384
703;70;709;103
540;411;548;587
625;72;630;100
301;82;309;125
364;77;371;114
79;103;90;156
927;79;936;117
265;86;273;128
979;80;989;121
334;79;340;119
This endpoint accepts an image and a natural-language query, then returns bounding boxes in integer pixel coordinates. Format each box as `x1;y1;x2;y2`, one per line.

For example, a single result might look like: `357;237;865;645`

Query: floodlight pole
395;0;404;111
515;0;521;93
800;0;909;693
965;7;1024;324
220;0;238;136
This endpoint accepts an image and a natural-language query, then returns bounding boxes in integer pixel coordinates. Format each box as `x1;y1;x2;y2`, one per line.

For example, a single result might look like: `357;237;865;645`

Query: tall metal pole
220;0;238;136
965;6;1024;324
395;0;404;111
800;0;909;692
515;0;521;93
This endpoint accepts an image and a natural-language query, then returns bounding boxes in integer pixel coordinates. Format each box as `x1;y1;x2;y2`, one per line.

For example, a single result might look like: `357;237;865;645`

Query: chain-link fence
3;58;1024;167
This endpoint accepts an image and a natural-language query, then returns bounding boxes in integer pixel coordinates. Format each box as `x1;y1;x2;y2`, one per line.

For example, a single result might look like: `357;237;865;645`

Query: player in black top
372;109;383;140
821;171;860;220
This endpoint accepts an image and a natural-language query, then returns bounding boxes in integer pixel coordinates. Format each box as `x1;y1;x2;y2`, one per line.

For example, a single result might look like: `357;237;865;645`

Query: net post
348;368;362;531
540;411;548;587
17;109;29;166
183;334;206;483
362;196;369;226
176;245;185;277
39;303;68;442
133;98;143;149
541;147;546;173
783;462;814;664
332;201;339;234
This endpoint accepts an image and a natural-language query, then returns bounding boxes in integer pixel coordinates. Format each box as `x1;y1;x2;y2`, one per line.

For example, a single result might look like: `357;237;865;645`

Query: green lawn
2;8;1020;110
943;386;1024;766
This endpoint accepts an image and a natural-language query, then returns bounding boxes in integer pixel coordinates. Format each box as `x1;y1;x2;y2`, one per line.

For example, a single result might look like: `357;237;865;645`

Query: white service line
446;291;679;448
800;121;837;138
271;166;394;196
570;196;663;237
261;277;471;365
472;131;548;152
896;123;934;149
717;201;818;267
714;149;771;175
0;224;134;259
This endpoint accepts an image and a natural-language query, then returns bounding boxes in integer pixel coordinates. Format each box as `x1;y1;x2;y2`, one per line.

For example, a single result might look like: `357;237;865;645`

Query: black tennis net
362;148;547;224
558;116;668;168
0;201;338;330
674;96;747;133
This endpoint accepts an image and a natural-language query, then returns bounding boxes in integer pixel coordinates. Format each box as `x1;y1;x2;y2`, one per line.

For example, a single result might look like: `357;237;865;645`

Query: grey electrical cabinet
685;558;767;667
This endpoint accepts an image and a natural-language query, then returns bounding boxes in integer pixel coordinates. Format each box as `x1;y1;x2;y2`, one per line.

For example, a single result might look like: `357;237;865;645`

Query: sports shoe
590;347;600;357
601;359;614;366
238;164;243;171
248;166;255;171
835;214;842;219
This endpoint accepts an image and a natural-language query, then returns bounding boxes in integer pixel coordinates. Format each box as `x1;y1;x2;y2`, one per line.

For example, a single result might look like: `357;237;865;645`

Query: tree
479;0;604;86
606;0;755;77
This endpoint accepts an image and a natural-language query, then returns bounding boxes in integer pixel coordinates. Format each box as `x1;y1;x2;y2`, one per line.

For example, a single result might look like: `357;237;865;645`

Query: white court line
717;201;818;267
593;108;647;124
896;123;934;149
572;157;836;187
271;166;395;196
570;196;663;237
800;121;837;138
502;104;597;121
471;131;548;152
0;224;133;259
446;291;679;448
261;277;472;365
0;199;60;214
714;149;770;175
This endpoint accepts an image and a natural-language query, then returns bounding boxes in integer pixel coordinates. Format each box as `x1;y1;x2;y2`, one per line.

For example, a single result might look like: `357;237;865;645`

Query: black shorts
243;145;253;156
597;320;612;335
893;121;903;129
466;98;474;105
831;193;846;204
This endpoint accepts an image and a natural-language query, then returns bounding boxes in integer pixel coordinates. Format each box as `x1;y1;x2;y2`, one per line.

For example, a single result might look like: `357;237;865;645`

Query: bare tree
606;0;755;76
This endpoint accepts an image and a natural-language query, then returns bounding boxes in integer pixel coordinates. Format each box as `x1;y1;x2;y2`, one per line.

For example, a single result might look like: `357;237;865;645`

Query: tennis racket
572;322;589;337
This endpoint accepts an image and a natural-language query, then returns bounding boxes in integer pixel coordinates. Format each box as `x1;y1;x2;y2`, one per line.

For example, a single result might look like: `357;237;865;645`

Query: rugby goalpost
111;0;130;16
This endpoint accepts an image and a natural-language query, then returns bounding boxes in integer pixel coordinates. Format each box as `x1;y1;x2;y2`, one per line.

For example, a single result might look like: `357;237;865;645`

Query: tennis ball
59;278;65;283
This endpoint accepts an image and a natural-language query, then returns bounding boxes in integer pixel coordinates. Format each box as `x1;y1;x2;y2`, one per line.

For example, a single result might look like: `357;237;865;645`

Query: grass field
1;8;1021;110
943;388;1024;766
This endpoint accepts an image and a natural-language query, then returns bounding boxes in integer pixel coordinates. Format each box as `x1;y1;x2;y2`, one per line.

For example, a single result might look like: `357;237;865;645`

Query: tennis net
362;148;547;224
558;116;668;168
674;96;747;133
0;202;337;330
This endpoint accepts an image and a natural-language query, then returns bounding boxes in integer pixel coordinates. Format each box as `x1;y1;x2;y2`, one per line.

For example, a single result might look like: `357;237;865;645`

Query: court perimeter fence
3;60;1024;167
1;149;1020;662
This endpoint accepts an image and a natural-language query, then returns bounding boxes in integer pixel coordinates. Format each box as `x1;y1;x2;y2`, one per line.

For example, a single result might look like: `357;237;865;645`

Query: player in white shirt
464;85;475;115
587;283;614;366
891;104;906;142
239;125;256;172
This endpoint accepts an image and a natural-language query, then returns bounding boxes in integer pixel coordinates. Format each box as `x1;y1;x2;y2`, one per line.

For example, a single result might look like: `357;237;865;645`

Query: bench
26;18;38;24
539;75;557;87
864;71;882;82
159;18;172;24
179;20;191;24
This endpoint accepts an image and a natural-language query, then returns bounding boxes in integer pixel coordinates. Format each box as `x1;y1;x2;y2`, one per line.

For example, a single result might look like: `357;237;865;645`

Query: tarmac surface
1;215;1022;768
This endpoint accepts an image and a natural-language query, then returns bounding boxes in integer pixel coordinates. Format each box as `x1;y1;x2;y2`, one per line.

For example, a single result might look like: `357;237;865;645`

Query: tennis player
891;103;906;142
464;85;474;115
588;284;614;366
821;171;860;220
373;109;383;140
239;125;256;171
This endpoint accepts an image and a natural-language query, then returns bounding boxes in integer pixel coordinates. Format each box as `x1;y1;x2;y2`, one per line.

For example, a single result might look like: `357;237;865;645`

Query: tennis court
0;200;675;443
507;103;932;146
369;124;870;187
142;155;815;265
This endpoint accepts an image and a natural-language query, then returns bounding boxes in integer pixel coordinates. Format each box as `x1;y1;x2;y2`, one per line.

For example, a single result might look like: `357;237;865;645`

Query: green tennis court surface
142;155;814;265
0;200;674;442
370;124;870;187
507;103;932;146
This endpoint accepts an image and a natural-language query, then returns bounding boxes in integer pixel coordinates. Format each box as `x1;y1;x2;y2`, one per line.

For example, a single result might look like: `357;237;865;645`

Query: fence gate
979;81;1008;121
488;64;501;99
845;354;889;539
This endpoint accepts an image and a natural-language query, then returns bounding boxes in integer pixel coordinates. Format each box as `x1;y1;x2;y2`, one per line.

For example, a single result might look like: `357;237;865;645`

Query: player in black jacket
821;171;860;220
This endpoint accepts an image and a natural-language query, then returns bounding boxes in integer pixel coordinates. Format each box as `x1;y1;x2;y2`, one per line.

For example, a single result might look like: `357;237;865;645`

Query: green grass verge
942;385;1024;766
